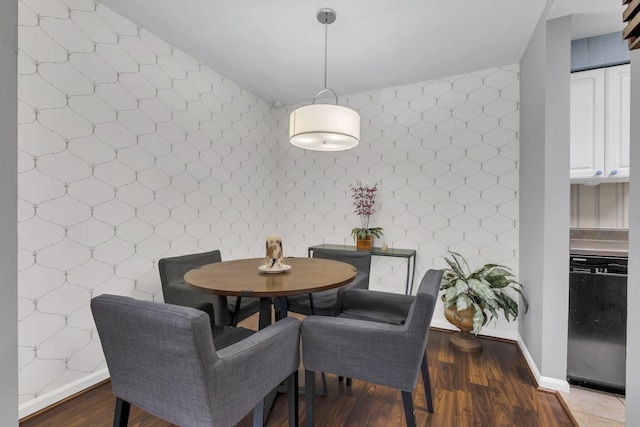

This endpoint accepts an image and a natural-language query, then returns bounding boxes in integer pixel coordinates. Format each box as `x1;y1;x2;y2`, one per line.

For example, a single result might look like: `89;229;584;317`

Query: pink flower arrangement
350;182;383;239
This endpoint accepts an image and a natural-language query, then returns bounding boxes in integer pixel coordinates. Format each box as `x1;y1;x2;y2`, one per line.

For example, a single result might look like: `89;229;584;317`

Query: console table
308;244;417;295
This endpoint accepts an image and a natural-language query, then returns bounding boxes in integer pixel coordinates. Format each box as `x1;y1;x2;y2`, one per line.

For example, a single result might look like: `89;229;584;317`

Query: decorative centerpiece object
265;235;284;270
350;182;383;250
440;252;529;353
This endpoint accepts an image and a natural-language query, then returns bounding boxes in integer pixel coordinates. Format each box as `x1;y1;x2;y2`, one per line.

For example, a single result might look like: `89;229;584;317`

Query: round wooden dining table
183;257;356;329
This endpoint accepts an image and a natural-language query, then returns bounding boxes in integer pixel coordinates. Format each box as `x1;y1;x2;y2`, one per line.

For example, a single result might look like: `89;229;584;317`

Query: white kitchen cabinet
570;64;630;182
606;64;631;179
570;69;604;181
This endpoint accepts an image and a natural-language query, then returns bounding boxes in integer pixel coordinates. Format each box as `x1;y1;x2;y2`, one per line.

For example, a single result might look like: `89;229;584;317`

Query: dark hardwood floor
20;314;576;427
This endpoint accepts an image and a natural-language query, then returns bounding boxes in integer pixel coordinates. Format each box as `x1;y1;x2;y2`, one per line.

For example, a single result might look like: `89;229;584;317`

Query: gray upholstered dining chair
91;294;301;427
301;269;442;427
158;250;260;326
287;248;372;316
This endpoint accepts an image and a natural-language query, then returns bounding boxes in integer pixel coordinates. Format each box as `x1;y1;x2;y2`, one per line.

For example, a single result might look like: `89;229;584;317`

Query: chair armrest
214;317;301;397
338;288;415;323
301;316;423;391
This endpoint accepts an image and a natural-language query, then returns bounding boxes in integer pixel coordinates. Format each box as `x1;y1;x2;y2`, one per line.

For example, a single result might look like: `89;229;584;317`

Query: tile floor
561;386;626;426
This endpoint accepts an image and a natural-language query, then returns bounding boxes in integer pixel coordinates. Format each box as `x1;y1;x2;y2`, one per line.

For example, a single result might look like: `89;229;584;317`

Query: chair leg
421;352;434;413
287;371;299;427
305;370;315;427
338;376;353;387
401;391;417;427
253;399;264;427
113;397;130;427
320;372;328;396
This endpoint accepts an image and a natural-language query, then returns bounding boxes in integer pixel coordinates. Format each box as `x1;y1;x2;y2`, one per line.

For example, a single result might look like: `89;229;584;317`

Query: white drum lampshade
289;104;360;151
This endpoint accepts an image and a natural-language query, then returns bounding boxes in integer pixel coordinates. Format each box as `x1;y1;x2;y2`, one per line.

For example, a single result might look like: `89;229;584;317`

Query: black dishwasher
567;255;627;394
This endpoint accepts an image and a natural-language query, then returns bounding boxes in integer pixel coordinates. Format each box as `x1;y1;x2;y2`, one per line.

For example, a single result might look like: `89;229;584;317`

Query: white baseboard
516;335;570;393
537;376;571;393
19;368;110;419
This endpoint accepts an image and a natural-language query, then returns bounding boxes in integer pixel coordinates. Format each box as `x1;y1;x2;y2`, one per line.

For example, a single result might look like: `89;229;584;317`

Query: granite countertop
570;228;629;257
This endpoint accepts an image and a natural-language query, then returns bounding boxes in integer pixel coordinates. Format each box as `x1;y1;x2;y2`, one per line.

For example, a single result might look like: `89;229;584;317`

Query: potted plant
350;182;383;250
440;251;529;352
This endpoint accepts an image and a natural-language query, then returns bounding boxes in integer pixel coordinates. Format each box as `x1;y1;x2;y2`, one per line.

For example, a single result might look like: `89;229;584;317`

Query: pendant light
289;8;360;151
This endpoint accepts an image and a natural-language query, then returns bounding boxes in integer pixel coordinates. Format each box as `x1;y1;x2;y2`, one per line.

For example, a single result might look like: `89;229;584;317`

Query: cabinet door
605;64;630;179
570;69;605;180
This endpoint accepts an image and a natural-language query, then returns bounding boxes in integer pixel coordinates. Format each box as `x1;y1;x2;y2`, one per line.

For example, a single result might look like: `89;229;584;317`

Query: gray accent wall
542;16;571;382
519;12;571;386
519;3;547;371
0;0;19;426
626;48;640;426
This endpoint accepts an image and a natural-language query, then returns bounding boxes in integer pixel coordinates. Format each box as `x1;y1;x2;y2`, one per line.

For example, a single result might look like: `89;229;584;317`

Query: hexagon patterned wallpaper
17;0;519;414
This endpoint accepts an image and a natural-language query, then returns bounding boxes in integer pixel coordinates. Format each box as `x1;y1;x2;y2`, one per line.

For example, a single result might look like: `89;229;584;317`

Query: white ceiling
99;0;625;106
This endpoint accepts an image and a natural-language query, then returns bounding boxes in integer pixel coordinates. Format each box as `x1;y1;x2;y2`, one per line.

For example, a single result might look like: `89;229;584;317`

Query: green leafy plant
440;252;529;334
350;182;383;240
351;226;384;240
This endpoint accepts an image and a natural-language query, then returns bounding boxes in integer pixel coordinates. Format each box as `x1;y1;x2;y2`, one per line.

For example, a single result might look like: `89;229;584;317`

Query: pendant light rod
312;8;338;105
323;9;328;90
